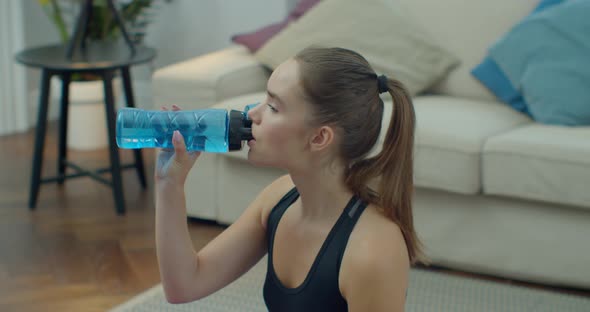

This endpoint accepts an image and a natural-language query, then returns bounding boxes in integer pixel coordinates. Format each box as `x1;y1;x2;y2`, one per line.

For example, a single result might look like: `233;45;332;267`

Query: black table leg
121;66;147;189
57;73;71;184
29;69;53;209
103;70;125;215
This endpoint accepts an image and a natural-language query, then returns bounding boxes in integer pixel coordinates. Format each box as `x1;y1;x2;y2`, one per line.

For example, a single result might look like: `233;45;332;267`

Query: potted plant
39;0;159;45
38;0;164;150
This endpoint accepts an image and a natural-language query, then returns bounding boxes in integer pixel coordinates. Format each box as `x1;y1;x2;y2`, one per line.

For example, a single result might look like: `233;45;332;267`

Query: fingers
161;105;182;111
172;130;200;165
160;104;182;111
172;130;187;157
162;105;183;153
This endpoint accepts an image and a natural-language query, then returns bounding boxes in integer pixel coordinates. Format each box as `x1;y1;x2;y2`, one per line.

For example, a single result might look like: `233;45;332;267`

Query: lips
250;128;257;142
247;130;256;147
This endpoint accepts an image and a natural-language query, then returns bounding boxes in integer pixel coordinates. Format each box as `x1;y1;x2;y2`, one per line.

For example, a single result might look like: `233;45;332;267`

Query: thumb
172;130;187;158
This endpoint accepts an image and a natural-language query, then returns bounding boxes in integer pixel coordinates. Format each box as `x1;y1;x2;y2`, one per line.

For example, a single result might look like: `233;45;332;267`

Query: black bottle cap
240;127;253;141
228;110;253;151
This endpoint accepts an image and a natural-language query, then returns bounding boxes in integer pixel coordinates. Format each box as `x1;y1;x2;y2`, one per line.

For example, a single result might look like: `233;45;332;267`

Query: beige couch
152;0;590;289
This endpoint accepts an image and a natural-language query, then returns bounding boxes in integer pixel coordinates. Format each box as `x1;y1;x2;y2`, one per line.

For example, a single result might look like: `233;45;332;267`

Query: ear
309;126;335;152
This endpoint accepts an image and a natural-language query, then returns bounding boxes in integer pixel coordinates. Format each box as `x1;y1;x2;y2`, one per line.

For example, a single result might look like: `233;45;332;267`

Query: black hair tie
377;75;389;94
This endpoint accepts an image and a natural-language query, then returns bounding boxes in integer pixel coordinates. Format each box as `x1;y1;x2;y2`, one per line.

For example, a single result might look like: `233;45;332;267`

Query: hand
155;105;201;186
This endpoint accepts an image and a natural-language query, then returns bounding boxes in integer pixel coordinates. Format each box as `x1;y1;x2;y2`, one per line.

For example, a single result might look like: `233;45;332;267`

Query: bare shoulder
257;174;295;230
346;204;410;264
339;204;409;308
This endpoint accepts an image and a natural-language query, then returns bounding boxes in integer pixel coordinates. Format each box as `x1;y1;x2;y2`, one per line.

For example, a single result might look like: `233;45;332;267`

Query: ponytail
294;47;424;263
345;76;424;264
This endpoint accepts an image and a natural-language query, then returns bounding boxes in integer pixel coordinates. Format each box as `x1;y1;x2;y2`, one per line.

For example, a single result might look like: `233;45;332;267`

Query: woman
155;46;422;311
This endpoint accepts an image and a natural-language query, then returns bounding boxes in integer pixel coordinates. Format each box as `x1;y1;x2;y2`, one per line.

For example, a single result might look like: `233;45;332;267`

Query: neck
288;161;353;221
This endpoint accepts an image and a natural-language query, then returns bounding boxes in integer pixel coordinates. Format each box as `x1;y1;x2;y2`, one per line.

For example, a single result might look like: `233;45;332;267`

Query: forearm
155;181;199;299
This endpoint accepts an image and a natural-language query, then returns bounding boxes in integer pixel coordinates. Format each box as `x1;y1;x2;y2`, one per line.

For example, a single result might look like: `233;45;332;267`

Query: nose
247;103;262;124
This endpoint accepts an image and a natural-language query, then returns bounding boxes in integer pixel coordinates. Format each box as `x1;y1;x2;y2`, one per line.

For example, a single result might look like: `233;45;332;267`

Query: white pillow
254;0;460;95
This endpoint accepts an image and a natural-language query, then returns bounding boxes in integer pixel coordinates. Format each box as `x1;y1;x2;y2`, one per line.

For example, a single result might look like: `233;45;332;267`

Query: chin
246;149;264;166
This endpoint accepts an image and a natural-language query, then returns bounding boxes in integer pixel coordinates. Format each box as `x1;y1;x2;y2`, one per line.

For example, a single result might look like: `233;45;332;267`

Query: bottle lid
228;110;253;151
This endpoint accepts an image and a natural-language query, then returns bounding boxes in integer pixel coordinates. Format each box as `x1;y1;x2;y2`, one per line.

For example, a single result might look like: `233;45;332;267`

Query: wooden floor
0;123;588;312
0;123;225;312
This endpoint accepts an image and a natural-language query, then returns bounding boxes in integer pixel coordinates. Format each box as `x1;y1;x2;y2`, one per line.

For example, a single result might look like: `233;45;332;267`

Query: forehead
267;59;300;97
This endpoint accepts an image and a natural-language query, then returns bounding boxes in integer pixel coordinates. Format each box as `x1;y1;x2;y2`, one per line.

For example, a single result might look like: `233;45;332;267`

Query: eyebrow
267;90;284;105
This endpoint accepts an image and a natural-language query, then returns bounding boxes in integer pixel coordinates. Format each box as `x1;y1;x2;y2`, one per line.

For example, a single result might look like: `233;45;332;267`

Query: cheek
249;117;310;168
258;119;308;154
265;125;299;150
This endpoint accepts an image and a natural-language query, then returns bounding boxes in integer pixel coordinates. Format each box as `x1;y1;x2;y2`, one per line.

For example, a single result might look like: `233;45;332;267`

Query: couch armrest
152;44;270;110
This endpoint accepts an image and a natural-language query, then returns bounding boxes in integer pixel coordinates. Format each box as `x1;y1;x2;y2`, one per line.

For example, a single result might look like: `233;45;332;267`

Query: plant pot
51;77;121;150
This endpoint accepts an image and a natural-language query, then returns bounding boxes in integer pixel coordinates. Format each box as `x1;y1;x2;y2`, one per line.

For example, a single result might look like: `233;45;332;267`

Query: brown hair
294;47;423;263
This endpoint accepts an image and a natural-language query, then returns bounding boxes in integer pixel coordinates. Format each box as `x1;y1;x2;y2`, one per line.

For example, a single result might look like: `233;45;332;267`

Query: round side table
15;42;156;215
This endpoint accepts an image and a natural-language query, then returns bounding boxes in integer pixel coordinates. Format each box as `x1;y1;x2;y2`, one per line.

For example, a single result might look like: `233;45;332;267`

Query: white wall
0;0;27;135
145;0;290;68
0;0;59;135
9;0;65;130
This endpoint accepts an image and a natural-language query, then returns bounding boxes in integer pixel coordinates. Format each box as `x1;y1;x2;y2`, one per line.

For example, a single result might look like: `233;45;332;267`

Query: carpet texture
111;258;589;311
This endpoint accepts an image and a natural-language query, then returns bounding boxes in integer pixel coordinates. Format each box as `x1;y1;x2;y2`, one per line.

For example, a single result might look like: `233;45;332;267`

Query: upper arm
185;174;293;300
342;219;409;312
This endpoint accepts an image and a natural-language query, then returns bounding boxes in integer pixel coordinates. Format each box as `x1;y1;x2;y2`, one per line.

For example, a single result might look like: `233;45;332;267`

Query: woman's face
246;59;315;169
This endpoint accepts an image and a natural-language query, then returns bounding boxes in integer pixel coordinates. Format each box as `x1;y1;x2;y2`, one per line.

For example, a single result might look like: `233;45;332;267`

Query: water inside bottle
116;108;229;152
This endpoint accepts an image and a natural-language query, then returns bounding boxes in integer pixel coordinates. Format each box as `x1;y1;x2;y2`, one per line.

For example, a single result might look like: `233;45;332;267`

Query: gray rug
110;258;589;312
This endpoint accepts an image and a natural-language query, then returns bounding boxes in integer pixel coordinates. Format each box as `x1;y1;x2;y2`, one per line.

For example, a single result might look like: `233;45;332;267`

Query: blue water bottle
116;104;257;153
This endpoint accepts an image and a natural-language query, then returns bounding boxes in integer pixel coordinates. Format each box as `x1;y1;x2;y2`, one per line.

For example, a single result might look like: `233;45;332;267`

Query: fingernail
172;130;179;142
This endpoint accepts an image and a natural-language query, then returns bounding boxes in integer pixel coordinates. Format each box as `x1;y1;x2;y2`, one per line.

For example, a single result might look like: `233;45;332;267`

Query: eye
267;103;278;113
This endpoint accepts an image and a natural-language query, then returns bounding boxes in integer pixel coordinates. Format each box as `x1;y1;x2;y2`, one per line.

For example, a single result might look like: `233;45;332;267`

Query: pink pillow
231;0;320;52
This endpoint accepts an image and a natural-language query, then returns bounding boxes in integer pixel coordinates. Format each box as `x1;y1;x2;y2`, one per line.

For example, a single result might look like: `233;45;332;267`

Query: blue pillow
488;0;590;126
470;0;564;116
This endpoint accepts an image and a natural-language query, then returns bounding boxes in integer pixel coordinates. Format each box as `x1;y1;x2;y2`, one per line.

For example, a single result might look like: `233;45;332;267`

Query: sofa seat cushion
410;96;531;194
483;124;590;209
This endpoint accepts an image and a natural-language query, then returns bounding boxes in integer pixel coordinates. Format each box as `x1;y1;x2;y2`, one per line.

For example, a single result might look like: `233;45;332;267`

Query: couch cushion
488;0;590;126
410;96;531;194
395;0;540;101
153;45;268;109
470;0;564;115
483;124;590;209
254;0;459;96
